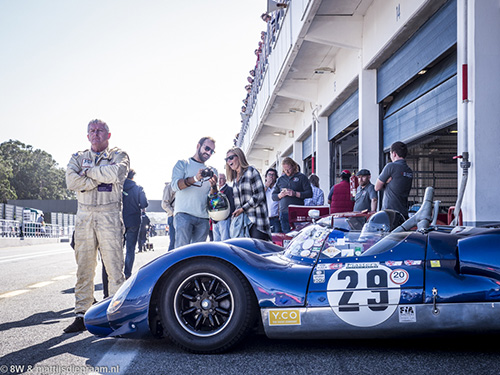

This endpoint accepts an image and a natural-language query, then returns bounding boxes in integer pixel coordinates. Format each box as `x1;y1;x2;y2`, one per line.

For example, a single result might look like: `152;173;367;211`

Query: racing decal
389;269;409;285
268;309;301;326
327;263;400;327
398;305;416;323
313;269;325;284
316;263;343;271
404;260;422;266
385;261;402;267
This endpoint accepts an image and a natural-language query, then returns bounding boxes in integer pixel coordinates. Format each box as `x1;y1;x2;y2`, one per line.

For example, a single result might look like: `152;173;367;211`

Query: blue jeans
269;217;282;233
167;215;176;251
213;218;231;241
174;213;209;248
124;225;140;279
280;212;291;233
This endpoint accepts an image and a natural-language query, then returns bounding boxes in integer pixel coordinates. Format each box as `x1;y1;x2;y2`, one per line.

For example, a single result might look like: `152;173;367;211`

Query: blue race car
85;187;500;353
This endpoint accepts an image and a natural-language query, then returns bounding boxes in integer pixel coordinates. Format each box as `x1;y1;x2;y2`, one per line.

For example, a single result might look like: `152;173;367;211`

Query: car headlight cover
107;273;137;315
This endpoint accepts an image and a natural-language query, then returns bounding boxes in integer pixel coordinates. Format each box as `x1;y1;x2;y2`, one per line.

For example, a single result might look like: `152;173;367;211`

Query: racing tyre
160;259;257;353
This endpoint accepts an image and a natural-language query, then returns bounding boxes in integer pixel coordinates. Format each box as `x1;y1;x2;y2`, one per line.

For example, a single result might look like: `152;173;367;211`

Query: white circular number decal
390;269;409;285
327;265;401;327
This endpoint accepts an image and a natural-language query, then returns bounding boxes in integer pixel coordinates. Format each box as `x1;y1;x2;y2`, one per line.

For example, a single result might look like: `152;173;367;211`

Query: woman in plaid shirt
225;147;271;240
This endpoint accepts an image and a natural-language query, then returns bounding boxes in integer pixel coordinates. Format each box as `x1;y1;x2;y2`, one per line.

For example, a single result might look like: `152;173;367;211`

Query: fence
0;202;75;241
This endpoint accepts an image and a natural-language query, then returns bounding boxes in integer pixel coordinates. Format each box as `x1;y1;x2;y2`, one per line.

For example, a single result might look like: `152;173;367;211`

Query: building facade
238;0;500;226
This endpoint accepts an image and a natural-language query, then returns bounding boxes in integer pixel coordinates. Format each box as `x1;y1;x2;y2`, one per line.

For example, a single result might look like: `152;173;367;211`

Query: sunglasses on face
225;154;238;162
203;145;215;155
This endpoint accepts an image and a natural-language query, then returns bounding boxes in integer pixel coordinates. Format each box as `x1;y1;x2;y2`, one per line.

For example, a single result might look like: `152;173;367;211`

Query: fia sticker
390;269;409;285
398;305;416;323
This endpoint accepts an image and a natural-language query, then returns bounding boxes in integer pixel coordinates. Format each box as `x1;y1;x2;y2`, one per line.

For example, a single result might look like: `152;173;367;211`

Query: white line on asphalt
0;249;71;264
0;289;30;299
89;339;138;375
0;273;73;299
52;275;73;280
28;281;55;288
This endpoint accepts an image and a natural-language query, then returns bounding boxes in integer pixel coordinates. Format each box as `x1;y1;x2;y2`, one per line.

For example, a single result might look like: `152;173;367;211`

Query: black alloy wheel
160;259;257;353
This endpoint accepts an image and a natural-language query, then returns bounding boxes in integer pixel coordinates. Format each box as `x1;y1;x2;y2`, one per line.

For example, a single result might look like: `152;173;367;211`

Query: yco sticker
327;263;401;327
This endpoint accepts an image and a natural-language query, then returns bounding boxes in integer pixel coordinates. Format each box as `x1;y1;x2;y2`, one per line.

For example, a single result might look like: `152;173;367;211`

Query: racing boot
63;317;86;333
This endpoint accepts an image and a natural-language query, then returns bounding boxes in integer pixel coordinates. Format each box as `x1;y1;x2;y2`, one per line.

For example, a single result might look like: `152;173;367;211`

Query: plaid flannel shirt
233;166;271;237
304;185;325;206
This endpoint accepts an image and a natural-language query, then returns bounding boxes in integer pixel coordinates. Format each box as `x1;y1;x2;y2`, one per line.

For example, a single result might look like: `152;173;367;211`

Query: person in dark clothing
138;211;151;252
272;157;313;233
375;141;413;218
122;170;148;278
328;170;354;214
213;173;235;241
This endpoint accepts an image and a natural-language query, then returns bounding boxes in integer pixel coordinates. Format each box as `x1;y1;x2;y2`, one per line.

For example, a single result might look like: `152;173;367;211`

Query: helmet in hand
207;193;230;222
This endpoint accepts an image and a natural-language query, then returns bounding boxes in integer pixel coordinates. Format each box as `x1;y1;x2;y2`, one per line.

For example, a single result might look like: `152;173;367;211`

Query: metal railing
0;219;74;239
1;219;21;237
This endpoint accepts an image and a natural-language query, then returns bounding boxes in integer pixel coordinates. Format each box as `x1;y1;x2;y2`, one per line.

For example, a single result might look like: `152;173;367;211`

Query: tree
0;140;74;202
0;157;16;202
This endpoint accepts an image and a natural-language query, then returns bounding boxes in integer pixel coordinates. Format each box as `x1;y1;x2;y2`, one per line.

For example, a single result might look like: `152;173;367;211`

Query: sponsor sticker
313;269;325;283
345;262;379;269
385;261;403;267
398;305;417;323
268;309;301;326
316;263;343;271
404;260;422;266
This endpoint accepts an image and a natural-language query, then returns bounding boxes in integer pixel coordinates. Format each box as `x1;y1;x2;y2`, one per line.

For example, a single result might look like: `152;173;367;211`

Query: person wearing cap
353;169;378;212
375;141;413;218
327;170;354;214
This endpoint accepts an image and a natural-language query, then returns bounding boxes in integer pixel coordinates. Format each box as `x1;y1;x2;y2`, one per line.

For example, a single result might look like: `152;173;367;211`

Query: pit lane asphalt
1;237;500;375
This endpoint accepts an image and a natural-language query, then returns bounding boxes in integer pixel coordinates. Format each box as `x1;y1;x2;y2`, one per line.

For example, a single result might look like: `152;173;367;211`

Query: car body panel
86;240;315;338
85;220;500;346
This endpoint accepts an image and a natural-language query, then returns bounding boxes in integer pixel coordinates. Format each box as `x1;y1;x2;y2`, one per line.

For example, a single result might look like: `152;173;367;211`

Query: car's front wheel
160;258;257;353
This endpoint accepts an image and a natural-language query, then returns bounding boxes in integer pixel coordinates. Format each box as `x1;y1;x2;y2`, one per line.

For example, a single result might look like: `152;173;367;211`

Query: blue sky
0;0;266;199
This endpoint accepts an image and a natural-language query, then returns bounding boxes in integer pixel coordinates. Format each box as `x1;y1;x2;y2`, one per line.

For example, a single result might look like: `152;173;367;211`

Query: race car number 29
327;264;402;327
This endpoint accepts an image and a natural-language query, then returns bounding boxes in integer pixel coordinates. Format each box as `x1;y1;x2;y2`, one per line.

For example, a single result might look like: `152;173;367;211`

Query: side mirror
308;209;320;223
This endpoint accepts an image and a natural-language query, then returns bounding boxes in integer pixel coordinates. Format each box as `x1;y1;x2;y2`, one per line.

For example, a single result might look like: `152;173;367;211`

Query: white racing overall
66;147;129;316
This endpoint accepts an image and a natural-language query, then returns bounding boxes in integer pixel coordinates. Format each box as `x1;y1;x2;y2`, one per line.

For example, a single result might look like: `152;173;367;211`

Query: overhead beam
305;16;363;50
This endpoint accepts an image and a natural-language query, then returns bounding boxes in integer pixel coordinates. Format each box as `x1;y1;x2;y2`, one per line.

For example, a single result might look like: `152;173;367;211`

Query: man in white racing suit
64;119;130;333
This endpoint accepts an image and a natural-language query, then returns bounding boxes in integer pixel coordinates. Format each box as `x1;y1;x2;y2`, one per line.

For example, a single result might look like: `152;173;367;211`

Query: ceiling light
314;67;335;74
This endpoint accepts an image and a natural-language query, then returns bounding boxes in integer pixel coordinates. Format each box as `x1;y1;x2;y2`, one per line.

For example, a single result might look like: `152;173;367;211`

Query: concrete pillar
316;116;330;192
358;68;380;180
460;0;500;225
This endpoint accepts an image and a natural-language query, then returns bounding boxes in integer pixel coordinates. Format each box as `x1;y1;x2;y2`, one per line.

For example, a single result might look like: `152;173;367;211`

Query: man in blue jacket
122;169;148;278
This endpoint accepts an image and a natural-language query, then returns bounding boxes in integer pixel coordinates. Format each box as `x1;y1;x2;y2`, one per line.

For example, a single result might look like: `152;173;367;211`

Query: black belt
269;216;279;219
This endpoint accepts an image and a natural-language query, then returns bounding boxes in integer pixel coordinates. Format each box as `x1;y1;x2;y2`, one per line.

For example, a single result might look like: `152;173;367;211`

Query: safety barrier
0;219;74;239
1;219;21;237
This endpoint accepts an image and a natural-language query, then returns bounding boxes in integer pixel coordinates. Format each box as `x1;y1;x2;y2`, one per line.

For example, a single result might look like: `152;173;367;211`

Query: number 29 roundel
327;263;402;327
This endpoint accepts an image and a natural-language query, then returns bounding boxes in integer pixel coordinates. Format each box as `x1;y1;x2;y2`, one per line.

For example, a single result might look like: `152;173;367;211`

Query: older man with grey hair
64;119;129;333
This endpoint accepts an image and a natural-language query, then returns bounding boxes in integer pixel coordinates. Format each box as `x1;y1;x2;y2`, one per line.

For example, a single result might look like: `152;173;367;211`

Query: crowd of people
63;118;412;334
240;2;289;126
